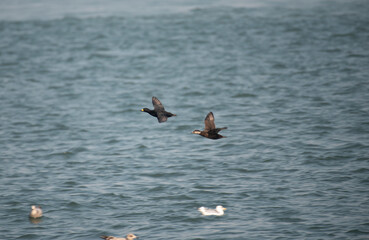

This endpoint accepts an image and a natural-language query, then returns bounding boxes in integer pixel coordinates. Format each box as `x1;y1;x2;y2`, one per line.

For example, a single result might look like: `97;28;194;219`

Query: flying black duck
192;112;227;139
141;96;176;123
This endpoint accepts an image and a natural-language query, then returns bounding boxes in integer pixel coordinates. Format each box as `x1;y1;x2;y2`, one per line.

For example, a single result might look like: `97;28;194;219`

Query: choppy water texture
1;0;369;239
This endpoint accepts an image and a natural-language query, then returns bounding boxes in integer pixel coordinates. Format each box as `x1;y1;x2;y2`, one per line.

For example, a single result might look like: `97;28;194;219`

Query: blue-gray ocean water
1;0;369;239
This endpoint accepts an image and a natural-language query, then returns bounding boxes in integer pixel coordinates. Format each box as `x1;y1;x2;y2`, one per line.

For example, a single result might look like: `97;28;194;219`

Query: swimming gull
29;205;43;218
198;205;227;216
100;233;138;240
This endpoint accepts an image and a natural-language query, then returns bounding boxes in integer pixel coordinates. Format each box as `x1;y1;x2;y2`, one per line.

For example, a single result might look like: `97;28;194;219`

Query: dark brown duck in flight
141;96;176;123
192;112;227;139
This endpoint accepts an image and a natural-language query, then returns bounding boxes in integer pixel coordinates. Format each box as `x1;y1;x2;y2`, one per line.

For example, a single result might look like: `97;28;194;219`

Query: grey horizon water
1;0;369;239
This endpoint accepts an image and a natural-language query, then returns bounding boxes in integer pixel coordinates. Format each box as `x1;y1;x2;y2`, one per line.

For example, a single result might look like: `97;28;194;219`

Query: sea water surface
1;0;369;239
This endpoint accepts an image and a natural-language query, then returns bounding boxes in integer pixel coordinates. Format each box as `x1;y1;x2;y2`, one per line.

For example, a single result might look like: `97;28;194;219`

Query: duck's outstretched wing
152;96;165;111
204;112;216;131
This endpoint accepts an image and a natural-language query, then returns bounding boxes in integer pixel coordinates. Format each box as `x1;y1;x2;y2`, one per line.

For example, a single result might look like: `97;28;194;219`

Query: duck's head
141;108;150;112
192;130;201;135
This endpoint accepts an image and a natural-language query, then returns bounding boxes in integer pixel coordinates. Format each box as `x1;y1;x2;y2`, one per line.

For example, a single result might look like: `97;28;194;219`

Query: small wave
346;229;369;235
104;192;130;199
183;91;205;96
175;125;192;130
231;93;257;98
275;216;304;223
137;144;147;149
330;32;356;38
351;168;369;173
63;181;78;187
229;168;268;174
16;234;39;239
88;52;119;59
141;171;186;179
146;185;166;193
67;201;80;208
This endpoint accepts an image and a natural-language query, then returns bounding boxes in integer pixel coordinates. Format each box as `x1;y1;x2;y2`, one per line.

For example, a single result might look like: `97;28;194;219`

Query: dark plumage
141;96;176;123
192;112;227;139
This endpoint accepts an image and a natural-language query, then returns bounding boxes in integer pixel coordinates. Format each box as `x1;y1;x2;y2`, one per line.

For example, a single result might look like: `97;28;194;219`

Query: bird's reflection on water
29;217;42;224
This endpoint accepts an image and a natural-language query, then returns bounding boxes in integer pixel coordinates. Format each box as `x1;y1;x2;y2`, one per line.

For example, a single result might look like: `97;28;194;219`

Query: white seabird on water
29;205;43;218
198;205;227;216
100;233;138;240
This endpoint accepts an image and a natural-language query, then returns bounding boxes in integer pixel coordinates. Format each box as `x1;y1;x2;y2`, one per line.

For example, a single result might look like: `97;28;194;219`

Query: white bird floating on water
29;205;43;218
100;233;138;240
198;205;227;216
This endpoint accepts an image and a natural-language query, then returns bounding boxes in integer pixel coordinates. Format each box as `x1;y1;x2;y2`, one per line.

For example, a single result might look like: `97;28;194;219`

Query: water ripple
1;1;368;240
